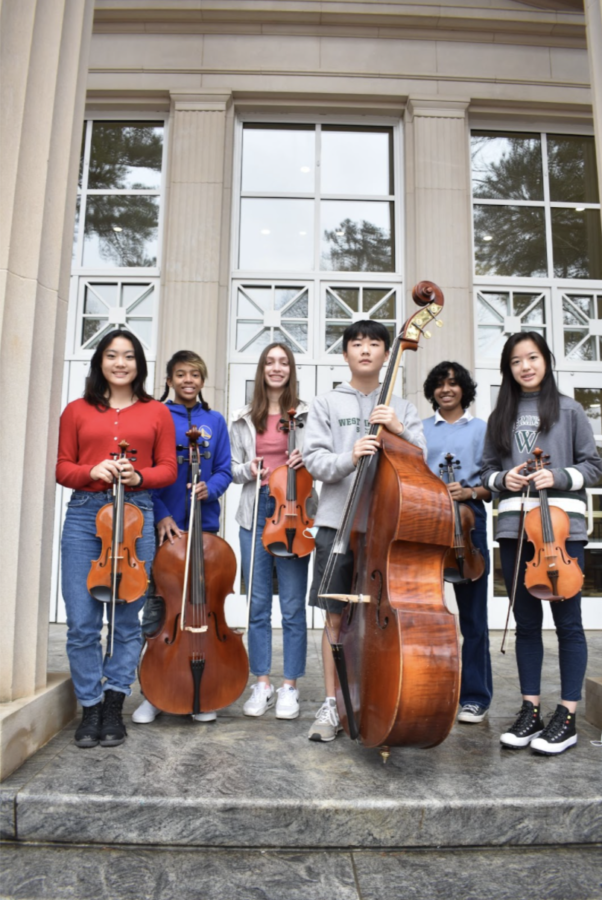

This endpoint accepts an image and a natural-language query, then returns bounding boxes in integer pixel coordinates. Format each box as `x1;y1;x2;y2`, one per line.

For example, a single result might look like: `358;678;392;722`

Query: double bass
139;426;249;715
87;439;148;657
319;281;460;759
262;408;314;559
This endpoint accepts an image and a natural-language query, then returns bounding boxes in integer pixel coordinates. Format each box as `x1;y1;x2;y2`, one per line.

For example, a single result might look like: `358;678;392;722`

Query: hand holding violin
90;458;141;486
287;448;304;470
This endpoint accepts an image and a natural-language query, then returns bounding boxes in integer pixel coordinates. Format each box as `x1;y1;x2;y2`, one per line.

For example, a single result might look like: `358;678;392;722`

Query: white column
0;0;94;780
404;97;473;418
157;91;234;413
584;0;602;230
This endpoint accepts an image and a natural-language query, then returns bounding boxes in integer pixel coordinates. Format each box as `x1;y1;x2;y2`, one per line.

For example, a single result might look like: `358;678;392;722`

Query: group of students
56;320;601;757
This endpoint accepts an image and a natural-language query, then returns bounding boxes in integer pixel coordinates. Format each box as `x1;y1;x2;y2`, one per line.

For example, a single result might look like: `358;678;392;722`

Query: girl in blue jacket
133;350;232;725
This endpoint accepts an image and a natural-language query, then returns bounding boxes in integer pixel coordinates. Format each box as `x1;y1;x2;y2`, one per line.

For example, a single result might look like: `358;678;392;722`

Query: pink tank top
256;413;288;485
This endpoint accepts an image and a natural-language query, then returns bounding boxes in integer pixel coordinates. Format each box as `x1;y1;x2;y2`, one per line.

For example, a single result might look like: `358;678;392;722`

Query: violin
139;426;248;716
319;281;460;760
87;439;148;657
523;447;584;602
262;408;315;559
439;453;485;584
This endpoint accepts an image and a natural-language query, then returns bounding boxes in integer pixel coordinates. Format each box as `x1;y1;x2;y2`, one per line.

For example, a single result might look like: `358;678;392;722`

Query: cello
87;439;148;657
439;453;485;584
523;448;584;602
319;281;460;759
139;426;249;715
262;408;315;559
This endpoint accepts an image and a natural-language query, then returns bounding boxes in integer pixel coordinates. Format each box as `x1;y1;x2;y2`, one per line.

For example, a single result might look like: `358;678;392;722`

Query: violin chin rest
264;542;296;559
443;568;470;585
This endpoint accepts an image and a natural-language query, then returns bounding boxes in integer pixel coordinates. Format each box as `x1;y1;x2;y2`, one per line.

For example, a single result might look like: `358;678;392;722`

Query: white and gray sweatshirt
303;382;427;530
480;392;602;541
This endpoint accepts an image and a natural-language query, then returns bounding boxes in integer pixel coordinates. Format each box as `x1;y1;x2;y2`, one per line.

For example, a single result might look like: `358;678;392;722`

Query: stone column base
585;676;602;731
0;674;76;782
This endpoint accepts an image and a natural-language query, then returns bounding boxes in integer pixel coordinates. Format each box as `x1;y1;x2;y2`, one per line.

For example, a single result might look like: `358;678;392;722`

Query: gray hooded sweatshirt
303;382;426;530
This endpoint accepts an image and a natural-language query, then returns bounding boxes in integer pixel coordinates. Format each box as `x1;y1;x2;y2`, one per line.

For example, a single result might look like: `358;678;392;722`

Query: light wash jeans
239;486;309;681
61;489;155;706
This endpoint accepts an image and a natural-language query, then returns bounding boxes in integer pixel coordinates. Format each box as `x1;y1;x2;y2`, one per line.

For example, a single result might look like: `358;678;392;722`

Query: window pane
471;132;543;201
84;285;112;313
584;549;602;597
548;135;599;203
124;285;154;315
321;127;393;195
239;199;314;271
367;291;396;319
564;330;595;360
321;201;394;272
477;292;508;321
127;319;152;347
551;209;602;279
574;387;601;433
236;321;268;352
279;323;308;350
83;196;159;267
242;126;315;193
82;317;108;345
474;205;547;277
328;287;359;312
88;123;164;190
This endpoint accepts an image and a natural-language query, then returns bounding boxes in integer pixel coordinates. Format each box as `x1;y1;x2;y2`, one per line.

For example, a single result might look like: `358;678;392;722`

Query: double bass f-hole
372;570;388;630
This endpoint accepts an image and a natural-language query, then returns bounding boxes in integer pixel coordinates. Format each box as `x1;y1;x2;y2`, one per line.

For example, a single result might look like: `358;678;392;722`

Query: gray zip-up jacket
229;401;317;530
480;392;602;541
303;382;426;530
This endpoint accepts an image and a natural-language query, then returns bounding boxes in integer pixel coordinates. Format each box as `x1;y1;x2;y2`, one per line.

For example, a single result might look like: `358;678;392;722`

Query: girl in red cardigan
56;329;176;749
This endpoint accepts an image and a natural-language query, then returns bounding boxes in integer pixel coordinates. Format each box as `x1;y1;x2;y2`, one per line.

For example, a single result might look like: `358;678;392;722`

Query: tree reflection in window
322;218;393;272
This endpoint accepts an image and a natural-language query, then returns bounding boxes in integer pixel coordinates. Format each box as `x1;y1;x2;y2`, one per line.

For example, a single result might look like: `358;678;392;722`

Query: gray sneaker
308;698;342;742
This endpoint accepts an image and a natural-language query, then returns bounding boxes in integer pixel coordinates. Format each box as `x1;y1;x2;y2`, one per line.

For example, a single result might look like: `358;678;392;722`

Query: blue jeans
499;539;587;701
453;526;492;709
239;487;309;681
61;489;155;706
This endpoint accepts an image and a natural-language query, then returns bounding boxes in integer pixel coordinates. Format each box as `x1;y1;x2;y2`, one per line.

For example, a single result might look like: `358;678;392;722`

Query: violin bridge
319;593;371;604
183;625;209;633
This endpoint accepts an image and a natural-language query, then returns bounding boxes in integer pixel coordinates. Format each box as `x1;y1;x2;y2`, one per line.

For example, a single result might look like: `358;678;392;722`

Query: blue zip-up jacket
152;401;232;533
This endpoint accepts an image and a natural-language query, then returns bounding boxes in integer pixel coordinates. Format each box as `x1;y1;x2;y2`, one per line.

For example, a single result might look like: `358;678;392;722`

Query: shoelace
250;683;271;702
462;704;481;716
315;702;338;726
102;694;124;729
509;705;538;734
540;708;570;740
80;705;101;729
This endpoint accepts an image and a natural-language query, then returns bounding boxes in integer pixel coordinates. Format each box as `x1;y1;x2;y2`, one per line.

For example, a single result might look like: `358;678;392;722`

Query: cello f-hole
208;610;226;642
165;613;180;645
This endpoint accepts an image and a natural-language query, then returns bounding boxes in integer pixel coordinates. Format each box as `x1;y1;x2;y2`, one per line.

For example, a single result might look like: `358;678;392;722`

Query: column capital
170;90;233;113
406;96;470;122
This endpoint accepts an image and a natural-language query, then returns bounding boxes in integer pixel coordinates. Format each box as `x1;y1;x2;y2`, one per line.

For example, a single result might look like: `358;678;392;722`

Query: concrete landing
1;629;601;855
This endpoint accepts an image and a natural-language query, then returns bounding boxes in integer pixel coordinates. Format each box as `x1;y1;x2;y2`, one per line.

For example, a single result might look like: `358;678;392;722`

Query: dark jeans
499;538;587;702
454;527;492;709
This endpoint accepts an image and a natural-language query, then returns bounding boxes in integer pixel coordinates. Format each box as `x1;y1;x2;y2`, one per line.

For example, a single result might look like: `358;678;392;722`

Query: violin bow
244;457;264;634
501;472;530;655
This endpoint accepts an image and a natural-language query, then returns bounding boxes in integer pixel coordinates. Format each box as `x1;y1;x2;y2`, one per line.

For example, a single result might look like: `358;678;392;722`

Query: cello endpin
379;745;391;764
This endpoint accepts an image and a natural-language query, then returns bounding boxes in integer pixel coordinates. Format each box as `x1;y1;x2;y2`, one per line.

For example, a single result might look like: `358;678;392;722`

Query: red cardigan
56;398;177;492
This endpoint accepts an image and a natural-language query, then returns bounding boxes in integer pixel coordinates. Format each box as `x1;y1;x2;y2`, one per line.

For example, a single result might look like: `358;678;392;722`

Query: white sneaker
243;682;275;717
275;686;299;720
192;711;217;723
308;698;342;742
132;699;161;724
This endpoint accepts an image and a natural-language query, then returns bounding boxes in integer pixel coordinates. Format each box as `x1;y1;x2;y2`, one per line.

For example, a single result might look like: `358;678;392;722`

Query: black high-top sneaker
500;700;544;748
100;689;127;747
74;702;102;748
530;705;577;756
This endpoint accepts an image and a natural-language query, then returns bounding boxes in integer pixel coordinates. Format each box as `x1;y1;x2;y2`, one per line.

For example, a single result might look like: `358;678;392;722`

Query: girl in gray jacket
230;343;316;721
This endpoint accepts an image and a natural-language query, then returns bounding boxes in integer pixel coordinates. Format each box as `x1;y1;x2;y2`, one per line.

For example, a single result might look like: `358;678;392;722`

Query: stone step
1;842;601;900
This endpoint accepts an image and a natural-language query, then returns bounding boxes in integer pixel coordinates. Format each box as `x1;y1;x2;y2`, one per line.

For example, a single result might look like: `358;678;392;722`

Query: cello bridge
182;625;209;633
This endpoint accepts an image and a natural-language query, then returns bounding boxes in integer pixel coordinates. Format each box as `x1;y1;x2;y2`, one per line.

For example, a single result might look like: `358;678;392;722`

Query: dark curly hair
423;361;477;411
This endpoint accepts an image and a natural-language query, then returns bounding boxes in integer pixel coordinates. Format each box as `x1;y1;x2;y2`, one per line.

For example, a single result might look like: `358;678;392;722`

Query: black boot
100;690;127;747
74;702;102;748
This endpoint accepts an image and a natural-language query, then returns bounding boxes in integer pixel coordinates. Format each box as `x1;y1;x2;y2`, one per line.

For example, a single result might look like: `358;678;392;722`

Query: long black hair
159;350;210;411
423;361;477;411
487;331;560;457
84;329;152;411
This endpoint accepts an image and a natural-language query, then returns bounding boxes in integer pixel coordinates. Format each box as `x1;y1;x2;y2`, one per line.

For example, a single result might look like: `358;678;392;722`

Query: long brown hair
250;343;299;434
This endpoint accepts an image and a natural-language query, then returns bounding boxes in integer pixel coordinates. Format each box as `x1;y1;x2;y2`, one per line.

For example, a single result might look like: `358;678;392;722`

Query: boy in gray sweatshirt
303;320;426;742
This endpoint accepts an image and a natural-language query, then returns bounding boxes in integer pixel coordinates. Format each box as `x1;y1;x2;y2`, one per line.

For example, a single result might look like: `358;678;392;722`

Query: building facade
2;0;601;778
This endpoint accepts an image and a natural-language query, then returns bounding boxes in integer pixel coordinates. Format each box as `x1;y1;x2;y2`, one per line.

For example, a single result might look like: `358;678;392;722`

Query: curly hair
423;361;477;411
159;350;210;410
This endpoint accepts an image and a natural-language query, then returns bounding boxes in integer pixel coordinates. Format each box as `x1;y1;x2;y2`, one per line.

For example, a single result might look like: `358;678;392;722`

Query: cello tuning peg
130;449;138;454
435;319;443;327
423;330;432;339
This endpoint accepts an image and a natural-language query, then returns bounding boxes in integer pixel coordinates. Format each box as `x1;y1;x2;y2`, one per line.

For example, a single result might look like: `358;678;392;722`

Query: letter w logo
515;430;538;453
